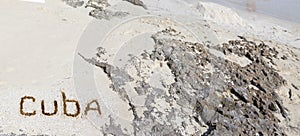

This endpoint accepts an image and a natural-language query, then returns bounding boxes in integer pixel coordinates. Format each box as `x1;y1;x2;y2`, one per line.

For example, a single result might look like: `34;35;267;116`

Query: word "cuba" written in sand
19;91;101;117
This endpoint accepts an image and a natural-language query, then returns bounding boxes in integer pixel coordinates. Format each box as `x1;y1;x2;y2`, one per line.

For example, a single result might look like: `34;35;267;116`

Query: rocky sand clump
62;0;147;20
81;28;289;135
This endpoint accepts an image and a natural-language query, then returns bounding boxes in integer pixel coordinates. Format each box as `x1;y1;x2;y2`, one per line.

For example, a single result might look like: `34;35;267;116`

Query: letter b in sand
62;92;80;117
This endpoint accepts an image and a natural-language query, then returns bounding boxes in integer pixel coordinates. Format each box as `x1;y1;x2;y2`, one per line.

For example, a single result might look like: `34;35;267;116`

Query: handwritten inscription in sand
19;91;101;117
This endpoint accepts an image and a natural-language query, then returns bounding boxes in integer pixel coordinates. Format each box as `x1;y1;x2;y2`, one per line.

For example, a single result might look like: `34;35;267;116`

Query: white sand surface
0;0;300;135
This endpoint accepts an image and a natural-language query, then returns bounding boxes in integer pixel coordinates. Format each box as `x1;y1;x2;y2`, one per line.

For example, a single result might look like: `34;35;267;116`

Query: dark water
204;0;300;23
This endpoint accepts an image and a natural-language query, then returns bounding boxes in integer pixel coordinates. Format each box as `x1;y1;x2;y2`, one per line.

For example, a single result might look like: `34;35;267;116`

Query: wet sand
205;0;300;23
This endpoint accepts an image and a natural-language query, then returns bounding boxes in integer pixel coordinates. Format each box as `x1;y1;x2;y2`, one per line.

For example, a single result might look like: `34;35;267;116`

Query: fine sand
0;0;299;135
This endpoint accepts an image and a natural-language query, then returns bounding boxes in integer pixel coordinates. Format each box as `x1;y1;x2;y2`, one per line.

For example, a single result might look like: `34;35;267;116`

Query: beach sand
0;0;299;135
